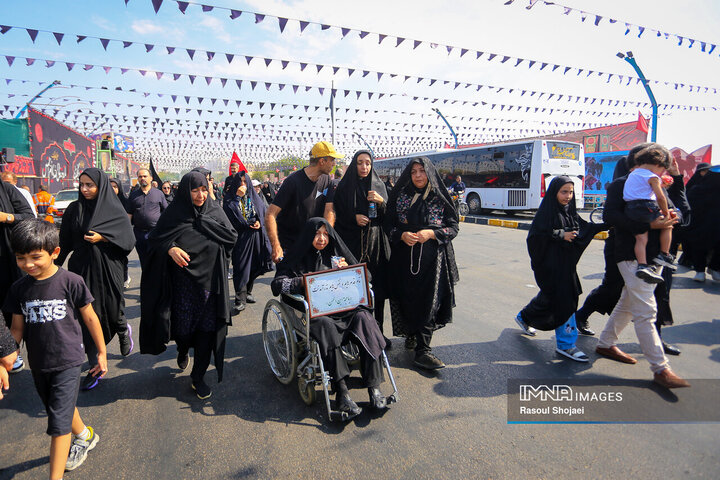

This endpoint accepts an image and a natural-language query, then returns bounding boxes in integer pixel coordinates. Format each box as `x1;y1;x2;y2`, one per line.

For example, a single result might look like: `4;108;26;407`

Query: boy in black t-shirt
4;219;108;479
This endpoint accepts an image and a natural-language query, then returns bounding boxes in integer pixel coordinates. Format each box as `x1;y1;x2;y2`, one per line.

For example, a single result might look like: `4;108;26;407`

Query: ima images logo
520;385;572;402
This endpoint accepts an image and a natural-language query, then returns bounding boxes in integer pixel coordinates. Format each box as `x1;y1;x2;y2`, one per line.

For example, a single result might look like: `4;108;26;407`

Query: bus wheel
467;194;482;214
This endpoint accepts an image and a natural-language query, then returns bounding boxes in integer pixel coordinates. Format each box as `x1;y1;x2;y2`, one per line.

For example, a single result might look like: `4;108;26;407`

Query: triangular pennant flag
186;49;195;60
255;14;265;23
413;40;421;49
151;0;163;14
145;44;154;52
177;1;189;13
26;29;39;43
299;21;309;33
103;66;111;73
201;5;213;12
53;32;64;45
66;62;75;71
206;51;215;61
0;26;11;34
245;56;253;65
26;58;36;66
264;58;272;67
173;73;181;80
188;75;195;84
77;35;86;43
359;31;369;39
5;56;14;67
166;46;175;54
83;64;93;70
225;53;234;63
278;17;288;33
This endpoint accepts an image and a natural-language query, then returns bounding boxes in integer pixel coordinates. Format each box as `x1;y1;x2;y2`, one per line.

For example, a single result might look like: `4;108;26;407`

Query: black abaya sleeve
667;175;691;227
434;203;459;244
2;183;34;220
56;202;78;266
270;272;304;296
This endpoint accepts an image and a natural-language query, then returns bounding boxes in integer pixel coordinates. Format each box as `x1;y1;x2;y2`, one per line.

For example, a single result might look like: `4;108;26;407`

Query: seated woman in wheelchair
271;217;389;418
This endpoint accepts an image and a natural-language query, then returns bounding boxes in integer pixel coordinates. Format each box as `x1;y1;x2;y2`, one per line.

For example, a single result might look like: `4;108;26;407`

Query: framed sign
303;263;371;318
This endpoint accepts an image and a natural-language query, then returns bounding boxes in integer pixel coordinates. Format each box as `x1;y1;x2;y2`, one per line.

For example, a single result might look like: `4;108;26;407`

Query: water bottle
368;202;377;219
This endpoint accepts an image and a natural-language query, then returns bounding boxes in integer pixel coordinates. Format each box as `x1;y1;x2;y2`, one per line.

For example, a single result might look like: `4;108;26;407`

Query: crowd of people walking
0;140;716;479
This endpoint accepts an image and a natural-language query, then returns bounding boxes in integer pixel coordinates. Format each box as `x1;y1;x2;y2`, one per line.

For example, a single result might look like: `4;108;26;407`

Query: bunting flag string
5;76;711;119
3;25;717;97
111;1;720;92
4;55;716;117
502;1;718;56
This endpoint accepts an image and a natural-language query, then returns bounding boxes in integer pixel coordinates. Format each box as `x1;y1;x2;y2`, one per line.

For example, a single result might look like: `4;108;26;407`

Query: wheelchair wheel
298;372;317;406
590;207;604;224
262;299;297;385
458;203;469;216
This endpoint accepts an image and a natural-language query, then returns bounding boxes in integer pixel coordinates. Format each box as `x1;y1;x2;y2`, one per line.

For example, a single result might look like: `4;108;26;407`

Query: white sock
76;427;91;441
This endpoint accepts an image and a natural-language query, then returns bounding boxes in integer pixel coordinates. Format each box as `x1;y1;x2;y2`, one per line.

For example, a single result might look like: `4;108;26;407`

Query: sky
0;0;718;171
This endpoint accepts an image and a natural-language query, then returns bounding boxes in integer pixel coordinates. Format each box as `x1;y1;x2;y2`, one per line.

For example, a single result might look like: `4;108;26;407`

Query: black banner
28;107;94;193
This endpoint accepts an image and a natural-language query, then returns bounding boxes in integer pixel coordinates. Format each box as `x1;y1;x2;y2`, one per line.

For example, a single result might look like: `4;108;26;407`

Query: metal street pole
15;80;61;119
353;132;376;157
617;52;657;142
432;108;459;149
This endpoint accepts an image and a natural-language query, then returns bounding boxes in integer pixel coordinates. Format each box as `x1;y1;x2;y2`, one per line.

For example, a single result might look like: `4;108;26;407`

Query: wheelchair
261;291;398;421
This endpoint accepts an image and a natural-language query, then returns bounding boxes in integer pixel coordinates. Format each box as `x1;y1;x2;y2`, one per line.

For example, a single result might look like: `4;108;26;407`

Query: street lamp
617;51;658;142
432;108;459;149
14;80;61;118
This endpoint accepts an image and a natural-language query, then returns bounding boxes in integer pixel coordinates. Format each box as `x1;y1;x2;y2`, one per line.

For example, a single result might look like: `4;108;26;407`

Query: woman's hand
563;231;578;242
367;191;384;204
416;229;436;243
250;221;261;229
169;246;190;267
83;231;106;244
356;214;369;227
401;231;418;246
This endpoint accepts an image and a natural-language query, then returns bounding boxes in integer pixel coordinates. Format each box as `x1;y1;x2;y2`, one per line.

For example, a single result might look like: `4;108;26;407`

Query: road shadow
0;455;49;480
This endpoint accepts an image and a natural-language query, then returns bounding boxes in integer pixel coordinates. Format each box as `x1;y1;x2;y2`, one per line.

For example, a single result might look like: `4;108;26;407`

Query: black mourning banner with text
28;107;94;193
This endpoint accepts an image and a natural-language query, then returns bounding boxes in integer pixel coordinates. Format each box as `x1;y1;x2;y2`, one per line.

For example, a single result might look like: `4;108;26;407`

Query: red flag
636;112;649;133
229;151;247;175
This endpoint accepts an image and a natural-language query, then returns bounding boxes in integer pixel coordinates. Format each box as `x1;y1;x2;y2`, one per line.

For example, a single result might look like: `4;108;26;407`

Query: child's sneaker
514;312;536;336
636;264;664;284
65;427;99;471
10;354;24;373
653;252;678;270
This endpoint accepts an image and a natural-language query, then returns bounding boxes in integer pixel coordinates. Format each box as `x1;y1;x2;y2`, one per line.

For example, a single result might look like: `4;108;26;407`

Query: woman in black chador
384;157;459;371
333;150;391;332
514;176;603;362
139;171;237;400
57;168;135;389
271;218;388;419
223;171;272;314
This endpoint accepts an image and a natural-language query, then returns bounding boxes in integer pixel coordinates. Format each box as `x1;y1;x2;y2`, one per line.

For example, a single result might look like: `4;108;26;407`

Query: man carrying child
622;147;677;283
3;219;108;479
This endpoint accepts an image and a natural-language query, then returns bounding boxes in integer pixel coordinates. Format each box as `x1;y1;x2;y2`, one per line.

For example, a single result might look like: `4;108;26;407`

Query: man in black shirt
265;141;343;263
126;168;167;267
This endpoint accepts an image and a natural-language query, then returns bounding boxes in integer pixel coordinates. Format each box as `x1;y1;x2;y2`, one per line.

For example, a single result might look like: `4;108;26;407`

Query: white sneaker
709;269;720;282
65;427;99;471
123;276;131;289
10;354;24;373
693;271;706;282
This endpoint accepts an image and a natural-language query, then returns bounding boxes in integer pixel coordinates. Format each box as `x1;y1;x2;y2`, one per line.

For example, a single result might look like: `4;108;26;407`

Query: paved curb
459;215;609;240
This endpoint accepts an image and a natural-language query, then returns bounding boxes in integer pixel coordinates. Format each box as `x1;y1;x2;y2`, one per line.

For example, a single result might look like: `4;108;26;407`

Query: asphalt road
2;223;719;479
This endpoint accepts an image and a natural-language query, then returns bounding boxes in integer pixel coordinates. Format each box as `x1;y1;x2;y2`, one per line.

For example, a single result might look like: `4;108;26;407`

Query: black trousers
233;277;256;305
327;345;384;388
133;229;151;268
414;323;434;354
177;331;215;383
693;243;720;273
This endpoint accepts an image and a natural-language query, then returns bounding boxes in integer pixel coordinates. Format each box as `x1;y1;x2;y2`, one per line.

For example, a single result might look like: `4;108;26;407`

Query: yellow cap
310;141;344;159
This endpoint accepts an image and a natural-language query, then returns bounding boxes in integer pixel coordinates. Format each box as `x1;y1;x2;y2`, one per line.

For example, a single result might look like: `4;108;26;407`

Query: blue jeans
555;313;579;350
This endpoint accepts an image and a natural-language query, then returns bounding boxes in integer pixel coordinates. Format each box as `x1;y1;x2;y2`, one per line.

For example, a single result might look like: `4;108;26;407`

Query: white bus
373;139;585;214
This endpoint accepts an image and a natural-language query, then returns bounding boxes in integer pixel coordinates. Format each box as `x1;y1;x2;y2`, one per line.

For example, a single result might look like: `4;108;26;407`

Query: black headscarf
334;150;388;221
276;217;361;280
528;176;580;241
149;171;236;291
385;156;457;232
73;168;135;253
109;176;128;209
0;181;35;317
223;171;267;227
140;171;237;359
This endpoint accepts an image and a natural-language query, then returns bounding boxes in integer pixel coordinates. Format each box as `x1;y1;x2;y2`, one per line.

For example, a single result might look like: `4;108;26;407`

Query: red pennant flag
636;111;649;133
229;151;247;174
